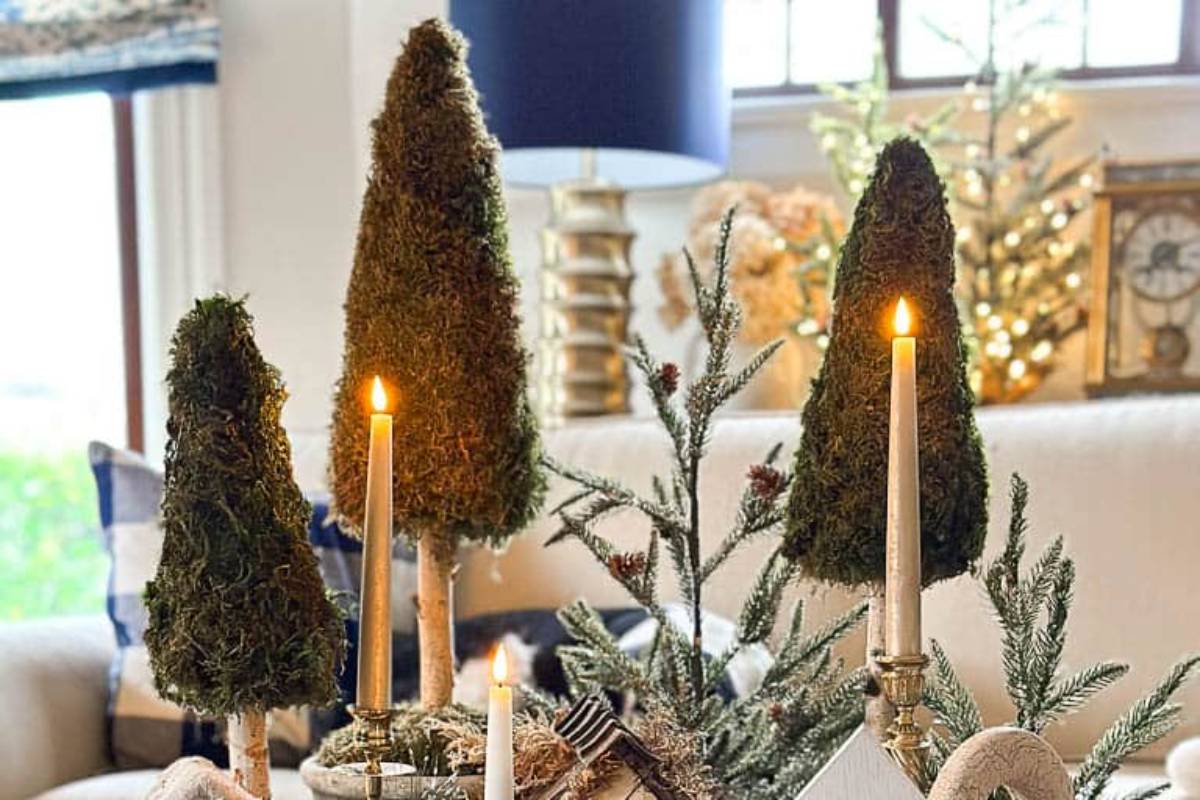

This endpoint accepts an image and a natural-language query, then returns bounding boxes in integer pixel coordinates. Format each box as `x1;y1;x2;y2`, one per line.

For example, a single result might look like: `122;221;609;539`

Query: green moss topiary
328;18;544;548
785;138;988;588
144;296;346;716
327;18;544;710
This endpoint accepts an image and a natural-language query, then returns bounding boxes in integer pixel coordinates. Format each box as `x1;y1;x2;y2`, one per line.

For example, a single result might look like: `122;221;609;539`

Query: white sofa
5;396;1197;799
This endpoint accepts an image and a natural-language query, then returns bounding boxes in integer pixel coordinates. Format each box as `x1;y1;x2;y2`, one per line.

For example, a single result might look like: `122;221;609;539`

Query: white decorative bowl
299;756;484;799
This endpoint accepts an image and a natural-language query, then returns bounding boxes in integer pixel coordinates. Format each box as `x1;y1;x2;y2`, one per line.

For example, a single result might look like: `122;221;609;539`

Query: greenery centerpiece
144;296;346;798
546;208;867;800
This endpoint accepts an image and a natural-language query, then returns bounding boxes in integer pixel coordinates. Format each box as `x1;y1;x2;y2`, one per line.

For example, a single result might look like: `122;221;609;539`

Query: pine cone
659;363;680;396
608;551;648;580
748;464;786;499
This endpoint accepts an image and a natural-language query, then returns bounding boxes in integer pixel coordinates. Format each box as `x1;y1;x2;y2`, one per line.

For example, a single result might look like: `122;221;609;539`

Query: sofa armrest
0;614;115;800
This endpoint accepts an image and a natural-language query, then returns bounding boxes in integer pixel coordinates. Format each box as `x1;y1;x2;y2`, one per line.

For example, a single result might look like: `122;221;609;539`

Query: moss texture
328;18;544;551
315;703;485;775
785;138;988;587
144;296;346;716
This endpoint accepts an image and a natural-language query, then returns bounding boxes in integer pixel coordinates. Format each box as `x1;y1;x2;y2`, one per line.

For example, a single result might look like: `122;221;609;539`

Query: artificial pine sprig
545;208;866;799
927;474;1199;800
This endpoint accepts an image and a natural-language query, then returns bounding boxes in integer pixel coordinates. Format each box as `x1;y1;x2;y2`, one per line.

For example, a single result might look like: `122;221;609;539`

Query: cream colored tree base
864;587;895;740
228;711;271;798
147;756;256;800
417;534;455;709
928;727;1073;800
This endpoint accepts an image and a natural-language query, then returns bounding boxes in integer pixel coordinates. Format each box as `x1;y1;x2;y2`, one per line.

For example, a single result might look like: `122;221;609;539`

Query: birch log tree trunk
865;585;895;740
228;711;270;798
418;533;455;708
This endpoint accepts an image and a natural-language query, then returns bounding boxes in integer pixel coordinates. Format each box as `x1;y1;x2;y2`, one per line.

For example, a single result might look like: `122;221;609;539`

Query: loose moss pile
144;296;346;715
328;18;544;551
785;138;988;587
315;703;485;775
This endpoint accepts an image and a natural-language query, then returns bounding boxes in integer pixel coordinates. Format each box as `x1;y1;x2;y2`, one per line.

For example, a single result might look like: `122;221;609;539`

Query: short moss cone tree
785;138;988;733
145;296;346;798
328;19;544;710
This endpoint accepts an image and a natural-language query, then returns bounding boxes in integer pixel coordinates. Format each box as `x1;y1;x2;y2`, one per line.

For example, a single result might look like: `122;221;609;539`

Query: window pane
1002;0;1084;70
790;0;876;84
725;0;789;88
899;0;1085;78
1086;0;1182;67
899;0;989;78
0;92;121;619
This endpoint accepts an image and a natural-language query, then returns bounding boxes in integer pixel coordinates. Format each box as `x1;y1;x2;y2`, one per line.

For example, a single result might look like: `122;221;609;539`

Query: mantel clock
1087;159;1200;395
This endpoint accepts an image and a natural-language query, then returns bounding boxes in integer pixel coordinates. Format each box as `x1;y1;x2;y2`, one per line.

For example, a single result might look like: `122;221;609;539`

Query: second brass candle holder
877;653;934;793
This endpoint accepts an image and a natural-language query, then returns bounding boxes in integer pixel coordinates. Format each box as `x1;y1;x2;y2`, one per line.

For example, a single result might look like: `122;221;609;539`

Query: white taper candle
885;298;922;658
484;644;514;800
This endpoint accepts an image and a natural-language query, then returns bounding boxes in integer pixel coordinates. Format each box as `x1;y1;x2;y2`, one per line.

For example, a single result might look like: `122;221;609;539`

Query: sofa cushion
86;441;417;770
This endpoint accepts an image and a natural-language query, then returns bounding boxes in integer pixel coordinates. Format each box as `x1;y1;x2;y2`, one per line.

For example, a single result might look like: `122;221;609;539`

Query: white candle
885;297;922;658
484;643;514;800
357;376;393;710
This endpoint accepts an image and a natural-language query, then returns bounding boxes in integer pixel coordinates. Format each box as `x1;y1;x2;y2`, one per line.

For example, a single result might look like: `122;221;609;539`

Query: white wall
209;2;1200;439
216;0;358;438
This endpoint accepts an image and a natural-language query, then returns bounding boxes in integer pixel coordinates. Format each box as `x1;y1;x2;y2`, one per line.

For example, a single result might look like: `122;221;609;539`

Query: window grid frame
732;0;1200;98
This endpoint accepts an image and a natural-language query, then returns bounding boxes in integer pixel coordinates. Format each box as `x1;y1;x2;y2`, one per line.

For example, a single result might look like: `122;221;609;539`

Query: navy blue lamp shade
449;0;729;189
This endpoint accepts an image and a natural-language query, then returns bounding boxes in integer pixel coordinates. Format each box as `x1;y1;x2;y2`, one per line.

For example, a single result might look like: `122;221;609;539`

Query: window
0;92;138;619
727;0;1199;94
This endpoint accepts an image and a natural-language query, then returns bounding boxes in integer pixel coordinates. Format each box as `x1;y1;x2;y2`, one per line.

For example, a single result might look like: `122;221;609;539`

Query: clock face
1121;207;1200;302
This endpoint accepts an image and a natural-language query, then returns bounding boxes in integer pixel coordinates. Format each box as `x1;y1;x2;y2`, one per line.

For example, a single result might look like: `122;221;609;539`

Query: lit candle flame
492;643;509;685
894;297;912;337
371;376;388;412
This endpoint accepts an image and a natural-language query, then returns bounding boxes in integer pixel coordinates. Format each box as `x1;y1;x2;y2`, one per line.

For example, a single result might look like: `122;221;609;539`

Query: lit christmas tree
808;5;1094;403
939;5;1094;403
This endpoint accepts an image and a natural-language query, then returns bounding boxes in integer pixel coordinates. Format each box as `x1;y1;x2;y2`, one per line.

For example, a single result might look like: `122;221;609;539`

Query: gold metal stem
877;653;934;793
350;704;395;800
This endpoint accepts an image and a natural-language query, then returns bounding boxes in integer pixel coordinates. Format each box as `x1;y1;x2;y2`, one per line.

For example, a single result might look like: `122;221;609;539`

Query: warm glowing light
491;643;509;685
371;376;388;412
894;297;912;337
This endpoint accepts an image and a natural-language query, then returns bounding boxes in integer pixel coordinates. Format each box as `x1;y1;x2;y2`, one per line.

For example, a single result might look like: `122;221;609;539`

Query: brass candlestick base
349;705;395;800
877;653;934;793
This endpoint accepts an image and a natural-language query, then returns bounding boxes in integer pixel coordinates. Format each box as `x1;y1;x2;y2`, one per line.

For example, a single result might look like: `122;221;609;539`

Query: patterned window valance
0;0;219;99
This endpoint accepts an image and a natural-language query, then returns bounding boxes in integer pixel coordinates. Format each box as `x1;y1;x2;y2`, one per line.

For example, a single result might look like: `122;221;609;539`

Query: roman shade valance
0;0;218;98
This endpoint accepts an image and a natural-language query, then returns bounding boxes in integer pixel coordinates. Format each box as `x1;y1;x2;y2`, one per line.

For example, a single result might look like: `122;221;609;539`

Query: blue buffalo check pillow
88;441;417;769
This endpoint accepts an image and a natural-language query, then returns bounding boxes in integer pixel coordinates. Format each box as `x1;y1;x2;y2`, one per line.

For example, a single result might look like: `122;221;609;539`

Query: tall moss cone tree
328;19;544;711
784;138;988;734
145;296;346;798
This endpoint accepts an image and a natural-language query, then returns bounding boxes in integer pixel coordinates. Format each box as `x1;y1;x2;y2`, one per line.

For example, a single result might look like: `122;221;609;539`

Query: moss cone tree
328;19;544;710
785;138;988;733
145;296;346;798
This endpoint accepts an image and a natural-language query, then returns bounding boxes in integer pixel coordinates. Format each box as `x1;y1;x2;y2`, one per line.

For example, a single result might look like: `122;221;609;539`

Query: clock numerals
1122;209;1200;303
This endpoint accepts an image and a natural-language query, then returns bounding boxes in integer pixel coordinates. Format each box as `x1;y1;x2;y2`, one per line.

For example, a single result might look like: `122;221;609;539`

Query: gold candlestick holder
349;704;395;800
877;653;934;793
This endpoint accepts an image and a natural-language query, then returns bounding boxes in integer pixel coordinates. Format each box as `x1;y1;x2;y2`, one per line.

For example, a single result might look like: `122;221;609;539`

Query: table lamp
449;0;729;422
